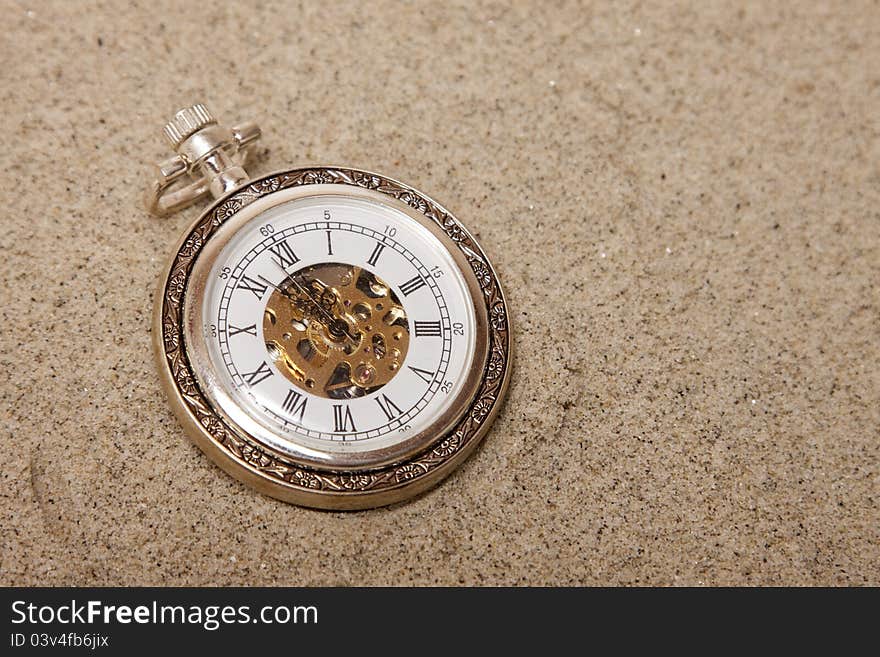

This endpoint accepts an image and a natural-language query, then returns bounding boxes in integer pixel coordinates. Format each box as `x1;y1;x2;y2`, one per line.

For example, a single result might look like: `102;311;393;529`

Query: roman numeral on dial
238;274;268;299
375;393;403;421
268;240;300;269
242;361;273;386
282;389;308;422
229;324;257;337
399;275;426;296
366;242;386;267
408;365;435;384
413;320;442;337
333;404;356;432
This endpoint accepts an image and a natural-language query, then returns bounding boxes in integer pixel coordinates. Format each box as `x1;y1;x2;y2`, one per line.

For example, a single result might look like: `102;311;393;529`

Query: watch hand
257;273;302;302
303;274;342;315
257;274;327;325
268;261;336;324
269;260;359;343
258;273;325;324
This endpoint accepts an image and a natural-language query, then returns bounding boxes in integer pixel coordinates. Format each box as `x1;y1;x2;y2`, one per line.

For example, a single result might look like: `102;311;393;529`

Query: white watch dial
194;194;478;462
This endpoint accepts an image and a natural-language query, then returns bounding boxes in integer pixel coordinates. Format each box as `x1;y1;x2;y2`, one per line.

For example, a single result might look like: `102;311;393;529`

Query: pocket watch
147;104;511;509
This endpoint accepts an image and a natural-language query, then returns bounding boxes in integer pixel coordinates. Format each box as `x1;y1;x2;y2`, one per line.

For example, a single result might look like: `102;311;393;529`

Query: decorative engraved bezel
153;167;511;509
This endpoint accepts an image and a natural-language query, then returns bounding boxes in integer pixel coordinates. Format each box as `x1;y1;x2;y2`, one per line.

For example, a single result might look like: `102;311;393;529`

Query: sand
1;1;877;585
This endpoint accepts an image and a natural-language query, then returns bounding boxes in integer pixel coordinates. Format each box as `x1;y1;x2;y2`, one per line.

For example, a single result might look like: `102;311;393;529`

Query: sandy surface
1;1;878;585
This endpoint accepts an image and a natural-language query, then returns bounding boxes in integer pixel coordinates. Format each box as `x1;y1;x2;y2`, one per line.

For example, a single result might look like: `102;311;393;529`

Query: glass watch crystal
188;194;479;467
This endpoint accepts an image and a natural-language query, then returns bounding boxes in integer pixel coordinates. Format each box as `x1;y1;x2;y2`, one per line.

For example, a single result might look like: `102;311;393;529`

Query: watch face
183;188;485;470
158;170;511;508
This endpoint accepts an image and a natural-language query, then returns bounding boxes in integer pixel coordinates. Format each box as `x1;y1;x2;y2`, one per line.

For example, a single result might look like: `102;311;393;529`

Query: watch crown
147;102;261;216
163;103;217;148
